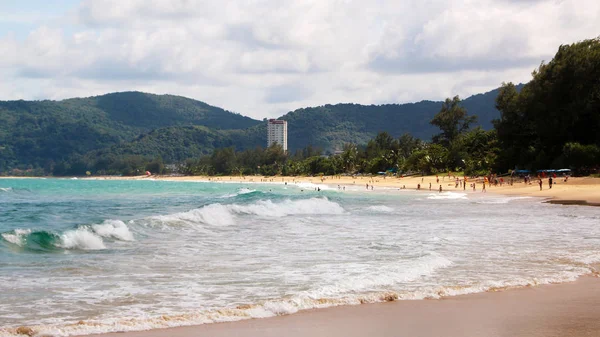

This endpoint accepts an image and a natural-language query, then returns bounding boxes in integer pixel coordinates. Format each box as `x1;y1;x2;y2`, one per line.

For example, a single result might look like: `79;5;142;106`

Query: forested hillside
0;92;261;172
277;85;522;152
0;86;512;175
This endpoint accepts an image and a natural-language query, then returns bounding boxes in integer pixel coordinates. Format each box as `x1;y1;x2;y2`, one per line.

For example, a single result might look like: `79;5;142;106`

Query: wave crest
148;197;344;228
426;192;468;200
59;228;106;250
228;197;344;217
91;220;135;241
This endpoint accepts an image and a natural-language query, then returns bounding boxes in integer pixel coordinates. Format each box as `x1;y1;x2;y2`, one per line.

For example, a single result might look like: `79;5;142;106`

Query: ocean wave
305;253;454;298
147;197;344;228
1;229;61;251
293;182;335;191
1;229;32;246
0;187;31;194
426;192;468;200
474;196;533;204
220;188;260;199
1;221;135;251
59;228;106;250
2;268;589;337
149;203;236;228
91;220;135;241
227;197;344;217
365;205;394;213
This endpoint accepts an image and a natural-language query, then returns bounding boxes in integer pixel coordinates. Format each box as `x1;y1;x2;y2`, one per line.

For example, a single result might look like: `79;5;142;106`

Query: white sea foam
366;205;394;213
92;220;135;241
306;253;453;298
475;196;533;204
0;187;13;192
228;197;344;217
1;229;31;246
0;266;594;337
148;198;344;228
221;188;257;198
59;228;106;250
293;182;335;191
426;192;468;200
151;203;236;227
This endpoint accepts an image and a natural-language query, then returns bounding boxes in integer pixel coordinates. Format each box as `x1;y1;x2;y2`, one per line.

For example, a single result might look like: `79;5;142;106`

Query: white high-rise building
267;119;288;151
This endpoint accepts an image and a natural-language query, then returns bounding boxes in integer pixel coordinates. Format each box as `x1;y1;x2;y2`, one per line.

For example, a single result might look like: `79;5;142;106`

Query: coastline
3;174;600;336
57;173;600;205
79;275;600;337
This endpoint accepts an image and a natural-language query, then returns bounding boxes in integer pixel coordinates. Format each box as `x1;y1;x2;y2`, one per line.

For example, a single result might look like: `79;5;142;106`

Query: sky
0;0;599;119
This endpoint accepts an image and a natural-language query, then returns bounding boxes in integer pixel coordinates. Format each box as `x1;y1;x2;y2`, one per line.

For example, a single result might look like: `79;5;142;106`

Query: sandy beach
80;274;600;337
100;173;600;205
5;174;600;337
69;173;600;337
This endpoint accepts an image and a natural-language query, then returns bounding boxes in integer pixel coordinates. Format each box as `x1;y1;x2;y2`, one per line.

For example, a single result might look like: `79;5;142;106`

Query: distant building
267;119;288;151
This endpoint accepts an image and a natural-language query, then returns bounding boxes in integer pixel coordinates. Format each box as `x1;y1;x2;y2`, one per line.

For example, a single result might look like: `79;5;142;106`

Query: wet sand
82;275;600;337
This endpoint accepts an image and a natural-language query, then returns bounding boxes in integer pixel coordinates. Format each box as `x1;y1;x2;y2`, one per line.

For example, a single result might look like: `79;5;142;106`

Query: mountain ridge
0;85;523;173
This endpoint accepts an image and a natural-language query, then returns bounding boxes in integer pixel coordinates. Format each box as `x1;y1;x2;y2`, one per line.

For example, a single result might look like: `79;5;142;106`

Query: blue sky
0;0;78;36
0;0;599;119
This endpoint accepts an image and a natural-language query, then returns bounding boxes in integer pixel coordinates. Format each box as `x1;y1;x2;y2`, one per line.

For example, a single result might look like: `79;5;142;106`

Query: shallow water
0;178;599;336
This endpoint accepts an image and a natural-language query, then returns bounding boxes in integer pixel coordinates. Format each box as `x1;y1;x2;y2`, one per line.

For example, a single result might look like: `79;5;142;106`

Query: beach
82;275;600;337
2;175;600;337
78;174;600;336
109;173;600;205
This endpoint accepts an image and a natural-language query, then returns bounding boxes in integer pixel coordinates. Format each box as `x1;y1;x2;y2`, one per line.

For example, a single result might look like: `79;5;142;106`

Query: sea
1;178;599;336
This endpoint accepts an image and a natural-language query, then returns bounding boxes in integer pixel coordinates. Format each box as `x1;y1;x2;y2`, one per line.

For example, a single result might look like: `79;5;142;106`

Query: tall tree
430;96;477;147
493;37;600;171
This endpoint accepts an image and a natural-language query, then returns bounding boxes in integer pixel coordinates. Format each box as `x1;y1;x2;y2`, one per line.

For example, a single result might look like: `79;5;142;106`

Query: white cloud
0;0;599;119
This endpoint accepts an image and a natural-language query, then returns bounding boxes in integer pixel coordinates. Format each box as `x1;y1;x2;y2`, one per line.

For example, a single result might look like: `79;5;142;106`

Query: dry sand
114;173;600;205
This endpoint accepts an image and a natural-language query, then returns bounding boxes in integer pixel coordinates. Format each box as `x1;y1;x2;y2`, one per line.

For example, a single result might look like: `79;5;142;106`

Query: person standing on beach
429;182;431;190
549;176;553;189
439;185;442;193
482;181;486;193
538;179;543;190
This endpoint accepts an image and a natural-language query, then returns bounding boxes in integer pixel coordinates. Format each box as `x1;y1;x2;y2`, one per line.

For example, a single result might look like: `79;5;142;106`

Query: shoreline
5;174;599;205
3;175;600;336
77;274;600;337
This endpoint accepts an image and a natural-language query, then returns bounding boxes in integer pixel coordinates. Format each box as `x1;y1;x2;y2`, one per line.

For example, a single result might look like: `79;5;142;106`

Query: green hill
0;92;261;171
276;85;523;152
88;125;266;164
0;86;518;174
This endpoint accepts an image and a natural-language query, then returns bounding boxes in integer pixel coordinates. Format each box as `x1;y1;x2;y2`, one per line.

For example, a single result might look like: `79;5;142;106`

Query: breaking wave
91;220;135;241
228;197;344;217
147;197;344;228
1;221;134;252
474;196;533;204
220;188;259;199
426;192;468;200
366;205;395;213
1;261;591;337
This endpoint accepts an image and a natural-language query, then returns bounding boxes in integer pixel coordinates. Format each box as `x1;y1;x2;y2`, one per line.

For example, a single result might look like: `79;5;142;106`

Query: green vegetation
0;92;261;173
0;86;507;176
494;37;600;173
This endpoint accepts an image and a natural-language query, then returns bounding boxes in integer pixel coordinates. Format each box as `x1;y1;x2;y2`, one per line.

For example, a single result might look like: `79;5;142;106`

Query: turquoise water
1;178;599;336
